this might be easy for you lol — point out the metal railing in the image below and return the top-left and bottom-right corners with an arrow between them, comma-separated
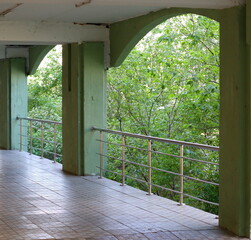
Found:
17,117 -> 62,162
93,127 -> 219,207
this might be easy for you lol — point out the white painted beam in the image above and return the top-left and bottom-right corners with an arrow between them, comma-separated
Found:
0,21 -> 110,67
0,21 -> 109,45
6,47 -> 29,59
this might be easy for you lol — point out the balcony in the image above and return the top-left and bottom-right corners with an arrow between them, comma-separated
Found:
0,150 -> 247,239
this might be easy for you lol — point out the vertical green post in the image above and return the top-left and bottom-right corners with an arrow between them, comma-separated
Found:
62,42 -> 106,175
10,59 -> 27,150
0,60 -> 11,149
219,7 -> 251,237
0,58 -> 27,150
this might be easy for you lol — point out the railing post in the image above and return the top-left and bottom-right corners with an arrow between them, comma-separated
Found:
121,135 -> 125,186
41,122 -> 44,158
147,139 -> 152,195
20,119 -> 22,152
29,120 -> 33,155
53,124 -> 57,163
179,145 -> 184,206
99,131 -> 103,178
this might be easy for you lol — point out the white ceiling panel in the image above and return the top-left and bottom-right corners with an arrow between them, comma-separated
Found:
0,0 -> 246,24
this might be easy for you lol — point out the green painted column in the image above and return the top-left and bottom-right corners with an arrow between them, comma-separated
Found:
10,59 -> 27,150
219,7 -> 251,237
0,60 -> 11,149
62,42 -> 106,175
0,58 -> 27,150
109,5 -> 251,237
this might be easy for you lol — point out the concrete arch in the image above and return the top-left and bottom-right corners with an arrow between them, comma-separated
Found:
29,45 -> 55,75
110,8 -> 221,67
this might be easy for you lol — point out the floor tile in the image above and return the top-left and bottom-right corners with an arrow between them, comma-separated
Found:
0,150 -> 248,240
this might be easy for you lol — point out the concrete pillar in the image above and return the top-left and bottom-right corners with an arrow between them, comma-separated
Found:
219,7 -> 251,237
0,60 -> 11,149
0,58 -> 27,150
62,42 -> 106,175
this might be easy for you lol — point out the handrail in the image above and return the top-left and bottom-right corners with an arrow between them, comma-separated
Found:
92,127 -> 219,152
17,117 -> 62,125
17,117 -> 62,162
93,126 -> 219,208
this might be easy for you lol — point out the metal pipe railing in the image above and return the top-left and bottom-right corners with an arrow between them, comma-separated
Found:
17,117 -> 62,162
121,135 -> 125,186
53,124 -> 57,163
99,131 -> 103,178
29,120 -> 33,155
41,122 -> 44,158
19,118 -> 23,152
17,117 -> 61,125
92,127 -> 219,151
147,140 -> 152,195
179,145 -> 184,206
93,126 -> 219,207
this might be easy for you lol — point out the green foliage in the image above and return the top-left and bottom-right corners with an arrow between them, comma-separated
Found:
26,121 -> 62,163
27,15 -> 220,214
27,46 -> 62,162
108,15 -> 219,144
28,46 -> 62,121
106,14 -> 219,214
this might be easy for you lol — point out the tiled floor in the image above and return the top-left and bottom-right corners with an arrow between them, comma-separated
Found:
0,150 -> 248,240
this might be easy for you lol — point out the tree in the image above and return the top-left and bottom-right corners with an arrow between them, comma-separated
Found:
106,14 -> 219,213
108,15 -> 219,145
27,46 -> 62,161
28,46 -> 62,121
26,15 -> 220,214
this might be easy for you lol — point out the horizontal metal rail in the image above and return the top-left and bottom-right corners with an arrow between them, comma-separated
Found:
97,139 -> 219,166
31,138 -> 62,145
184,193 -> 219,206
93,127 -> 219,151
97,166 -> 149,185
151,183 -> 181,195
97,153 -> 219,186
17,117 -> 62,125
24,145 -> 63,157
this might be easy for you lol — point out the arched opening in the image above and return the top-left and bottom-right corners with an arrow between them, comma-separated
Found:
28,45 -> 62,121
106,14 -> 220,214
23,45 -> 63,162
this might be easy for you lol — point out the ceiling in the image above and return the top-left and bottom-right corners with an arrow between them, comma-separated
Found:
0,0 -> 246,24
